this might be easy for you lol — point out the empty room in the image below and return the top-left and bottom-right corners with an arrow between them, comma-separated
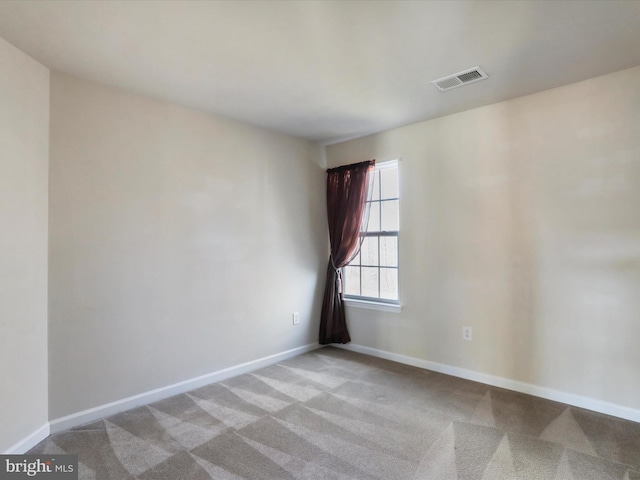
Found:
1,1 -> 640,479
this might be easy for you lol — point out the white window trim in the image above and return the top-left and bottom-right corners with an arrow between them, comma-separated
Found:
343,158 -> 401,307
343,297 -> 402,313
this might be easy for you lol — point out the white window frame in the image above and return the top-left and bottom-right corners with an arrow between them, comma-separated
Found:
343,159 -> 401,312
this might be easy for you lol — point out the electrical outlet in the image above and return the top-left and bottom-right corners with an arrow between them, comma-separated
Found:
463,326 -> 472,341
292,312 -> 300,325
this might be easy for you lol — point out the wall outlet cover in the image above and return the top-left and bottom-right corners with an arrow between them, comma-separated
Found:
463,326 -> 472,341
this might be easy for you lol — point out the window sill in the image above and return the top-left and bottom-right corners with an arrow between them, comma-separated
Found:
343,298 -> 402,313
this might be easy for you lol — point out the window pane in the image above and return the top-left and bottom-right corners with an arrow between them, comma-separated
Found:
360,236 -> 378,266
380,268 -> 398,300
380,236 -> 398,267
381,200 -> 399,231
343,266 -> 360,296
370,170 -> 380,201
361,267 -> 379,298
366,202 -> 380,232
380,167 -> 398,199
349,249 -> 360,266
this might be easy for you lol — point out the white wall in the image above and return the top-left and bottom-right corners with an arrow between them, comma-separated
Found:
327,66 -> 640,412
49,73 -> 327,420
0,38 -> 49,452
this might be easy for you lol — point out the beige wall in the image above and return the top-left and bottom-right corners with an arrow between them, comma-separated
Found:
0,38 -> 49,451
326,66 -> 640,411
49,73 -> 327,419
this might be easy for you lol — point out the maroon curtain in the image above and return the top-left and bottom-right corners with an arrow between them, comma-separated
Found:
319,160 -> 375,344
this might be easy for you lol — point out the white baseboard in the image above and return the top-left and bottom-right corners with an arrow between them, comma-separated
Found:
4,423 -> 50,454
50,342 -> 321,434
336,343 -> 640,424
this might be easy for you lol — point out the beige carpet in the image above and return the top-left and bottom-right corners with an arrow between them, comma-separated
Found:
29,347 -> 640,479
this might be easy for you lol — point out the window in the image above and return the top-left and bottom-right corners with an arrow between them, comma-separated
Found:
343,160 -> 399,304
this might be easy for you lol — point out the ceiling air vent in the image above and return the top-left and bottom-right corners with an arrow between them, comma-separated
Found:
431,66 -> 489,92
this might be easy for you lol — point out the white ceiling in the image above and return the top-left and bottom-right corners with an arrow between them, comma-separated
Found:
1,1 -> 640,144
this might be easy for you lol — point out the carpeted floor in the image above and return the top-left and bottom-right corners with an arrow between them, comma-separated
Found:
29,347 -> 640,479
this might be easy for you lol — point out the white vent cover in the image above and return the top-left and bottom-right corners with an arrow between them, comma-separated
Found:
431,66 -> 489,92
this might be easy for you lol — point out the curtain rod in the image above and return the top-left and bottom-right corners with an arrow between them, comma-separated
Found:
326,159 -> 375,174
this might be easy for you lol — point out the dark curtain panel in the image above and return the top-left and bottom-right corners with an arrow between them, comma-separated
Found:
319,160 -> 375,344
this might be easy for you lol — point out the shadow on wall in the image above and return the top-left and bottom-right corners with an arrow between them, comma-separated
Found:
261,138 -> 328,341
